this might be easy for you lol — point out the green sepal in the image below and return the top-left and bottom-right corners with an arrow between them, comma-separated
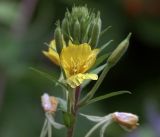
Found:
40,119 -> 48,137
46,113 -> 65,129
63,112 -> 75,128
100,120 -> 112,137
57,97 -> 67,112
80,113 -> 105,123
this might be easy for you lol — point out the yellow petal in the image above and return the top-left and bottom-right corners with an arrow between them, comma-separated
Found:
43,51 -> 60,65
43,40 -> 60,65
67,73 -> 98,88
60,43 -> 99,77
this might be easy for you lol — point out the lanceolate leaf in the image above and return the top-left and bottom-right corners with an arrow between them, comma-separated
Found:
85,91 -> 131,106
78,63 -> 112,107
30,67 -> 67,90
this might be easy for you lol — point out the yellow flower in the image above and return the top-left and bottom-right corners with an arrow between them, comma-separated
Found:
43,40 -> 60,65
60,43 -> 99,88
43,40 -> 99,88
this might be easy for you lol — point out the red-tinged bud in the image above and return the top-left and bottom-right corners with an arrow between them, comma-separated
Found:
112,112 -> 139,131
41,93 -> 58,113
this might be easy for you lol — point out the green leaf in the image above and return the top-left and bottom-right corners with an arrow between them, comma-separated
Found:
57,97 -> 67,112
63,112 -> 75,128
29,67 -> 67,90
82,63 -> 107,88
78,63 -> 112,107
80,113 -> 105,122
85,91 -> 131,106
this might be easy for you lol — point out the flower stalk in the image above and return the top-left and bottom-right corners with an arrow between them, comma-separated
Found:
38,5 -> 138,137
66,86 -> 81,137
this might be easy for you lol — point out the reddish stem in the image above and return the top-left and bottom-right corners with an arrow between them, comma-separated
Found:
66,86 -> 81,137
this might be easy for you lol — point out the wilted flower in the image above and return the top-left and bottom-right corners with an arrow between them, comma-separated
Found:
112,112 -> 139,131
41,93 -> 58,113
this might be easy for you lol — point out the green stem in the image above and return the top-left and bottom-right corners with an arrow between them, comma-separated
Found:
78,63 -> 112,107
66,86 -> 81,137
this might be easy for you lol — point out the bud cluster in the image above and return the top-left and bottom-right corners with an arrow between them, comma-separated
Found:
54,5 -> 101,50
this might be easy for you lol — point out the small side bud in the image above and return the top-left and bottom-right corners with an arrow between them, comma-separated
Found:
41,93 -> 58,113
112,112 -> 139,131
54,25 -> 63,54
107,33 -> 132,67
73,19 -> 81,44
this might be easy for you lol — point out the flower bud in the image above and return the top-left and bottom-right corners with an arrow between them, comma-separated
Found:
62,18 -> 70,44
41,93 -> 58,113
73,19 -> 81,44
54,26 -> 63,54
112,112 -> 139,131
81,18 -> 89,43
107,33 -> 131,67
89,13 -> 101,47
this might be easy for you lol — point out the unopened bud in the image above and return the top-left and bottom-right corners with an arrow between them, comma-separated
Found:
90,13 -> 101,47
62,18 -> 69,44
41,93 -> 58,113
112,112 -> 139,131
54,26 -> 63,54
73,19 -> 81,44
107,33 -> 131,67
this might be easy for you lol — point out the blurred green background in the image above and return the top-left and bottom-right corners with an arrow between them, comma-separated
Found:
0,0 -> 160,137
